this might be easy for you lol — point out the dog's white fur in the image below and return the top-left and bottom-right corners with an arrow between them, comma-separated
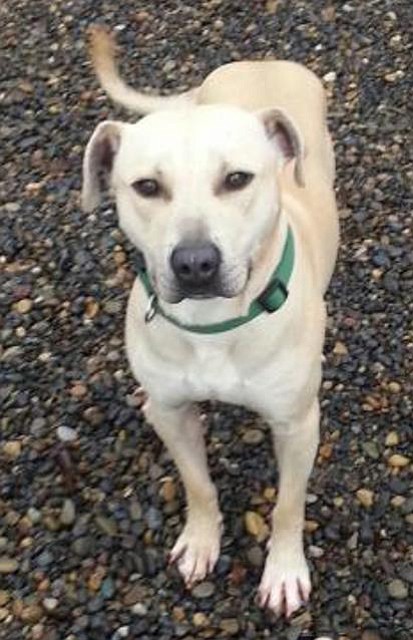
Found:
82,27 -> 339,617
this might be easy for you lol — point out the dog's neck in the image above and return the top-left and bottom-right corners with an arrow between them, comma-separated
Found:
161,209 -> 289,329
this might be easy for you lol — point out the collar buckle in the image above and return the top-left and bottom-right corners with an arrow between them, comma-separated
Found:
256,278 -> 289,313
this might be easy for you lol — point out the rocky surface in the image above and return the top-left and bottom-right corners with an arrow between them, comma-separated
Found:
0,1 -> 412,639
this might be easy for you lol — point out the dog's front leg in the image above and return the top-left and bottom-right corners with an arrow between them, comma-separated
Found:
259,399 -> 319,617
144,399 -> 222,586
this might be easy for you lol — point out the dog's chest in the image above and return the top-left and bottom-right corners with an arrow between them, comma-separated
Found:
180,344 -> 245,403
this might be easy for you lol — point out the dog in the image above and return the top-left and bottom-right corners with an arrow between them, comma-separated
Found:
81,26 -> 339,617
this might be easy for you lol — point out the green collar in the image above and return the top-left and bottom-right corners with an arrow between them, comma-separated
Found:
138,226 -> 294,334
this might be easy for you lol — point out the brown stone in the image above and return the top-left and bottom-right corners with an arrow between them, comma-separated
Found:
123,583 -> 147,606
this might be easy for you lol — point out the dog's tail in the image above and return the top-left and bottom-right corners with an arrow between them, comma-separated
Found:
87,25 -> 198,114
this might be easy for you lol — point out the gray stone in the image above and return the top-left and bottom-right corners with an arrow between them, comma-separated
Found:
388,578 -> 409,599
72,537 -> 93,558
192,581 -> 215,598
36,550 -> 54,569
60,499 -> 76,526
30,418 -> 46,437
27,507 -> 42,525
362,441 -> 380,460
246,545 -> 264,567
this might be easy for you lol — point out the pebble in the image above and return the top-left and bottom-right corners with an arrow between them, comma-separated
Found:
246,545 -> 264,567
0,557 -> 18,573
0,608 -> 9,622
219,618 -> 239,635
129,501 -> 142,521
83,406 -> 104,426
387,578 -> 408,599
87,595 -> 104,613
193,612 -> 208,626
361,632 -> 382,640
70,383 -> 88,398
14,298 -> 33,313
0,591 -> 10,606
30,418 -> 47,437
20,604 -> 43,623
84,298 -> 100,319
131,602 -> 148,616
242,428 -> 265,444
400,565 -> 413,584
244,511 -> 269,541
356,488 -> 375,508
385,431 -> 399,446
318,442 -> 333,460
134,9 -> 149,22
159,477 -> 176,502
391,495 -> 405,507
1,346 -> 22,361
88,566 -> 106,591
100,577 -> 115,600
57,426 -> 77,443
32,624 -> 45,640
60,499 -> 76,526
72,537 -> 93,558
192,581 -> 215,598
347,531 -> 359,550
36,550 -> 54,568
309,545 -> 325,558
42,597 -> 58,613
388,454 -> 410,468
123,584 -> 147,606
323,71 -> 337,82
96,515 -> 118,537
362,441 -> 380,459
27,508 -> 42,524
304,519 -> 320,533
145,506 -> 162,531
333,340 -> 347,355
2,440 -> 22,459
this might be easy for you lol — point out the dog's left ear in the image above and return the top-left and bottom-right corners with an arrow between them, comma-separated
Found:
256,108 -> 305,187
81,120 -> 123,212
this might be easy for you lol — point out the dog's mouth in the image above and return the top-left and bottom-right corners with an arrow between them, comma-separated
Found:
168,282 -> 234,303
156,267 -> 252,304
151,258 -> 252,305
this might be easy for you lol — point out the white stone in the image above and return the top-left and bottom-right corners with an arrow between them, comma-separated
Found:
57,426 -> 77,443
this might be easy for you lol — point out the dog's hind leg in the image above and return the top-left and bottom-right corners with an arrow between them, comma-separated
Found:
144,399 -> 222,586
258,399 -> 319,617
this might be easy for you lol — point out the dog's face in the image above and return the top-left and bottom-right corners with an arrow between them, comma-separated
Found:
82,105 -> 304,303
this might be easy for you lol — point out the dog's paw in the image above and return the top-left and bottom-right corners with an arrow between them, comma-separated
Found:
169,514 -> 222,586
258,543 -> 311,617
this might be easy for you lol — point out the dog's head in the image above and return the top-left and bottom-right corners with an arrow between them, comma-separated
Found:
82,105 -> 304,303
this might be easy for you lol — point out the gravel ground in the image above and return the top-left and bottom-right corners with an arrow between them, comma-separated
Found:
1,1 -> 412,639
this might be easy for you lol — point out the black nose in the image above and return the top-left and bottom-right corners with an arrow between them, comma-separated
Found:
170,242 -> 221,289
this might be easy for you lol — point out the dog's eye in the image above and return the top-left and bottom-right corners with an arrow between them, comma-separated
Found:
223,171 -> 254,191
132,179 -> 161,198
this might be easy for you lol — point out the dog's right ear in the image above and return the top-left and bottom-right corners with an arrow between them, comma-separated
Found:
81,120 -> 122,212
